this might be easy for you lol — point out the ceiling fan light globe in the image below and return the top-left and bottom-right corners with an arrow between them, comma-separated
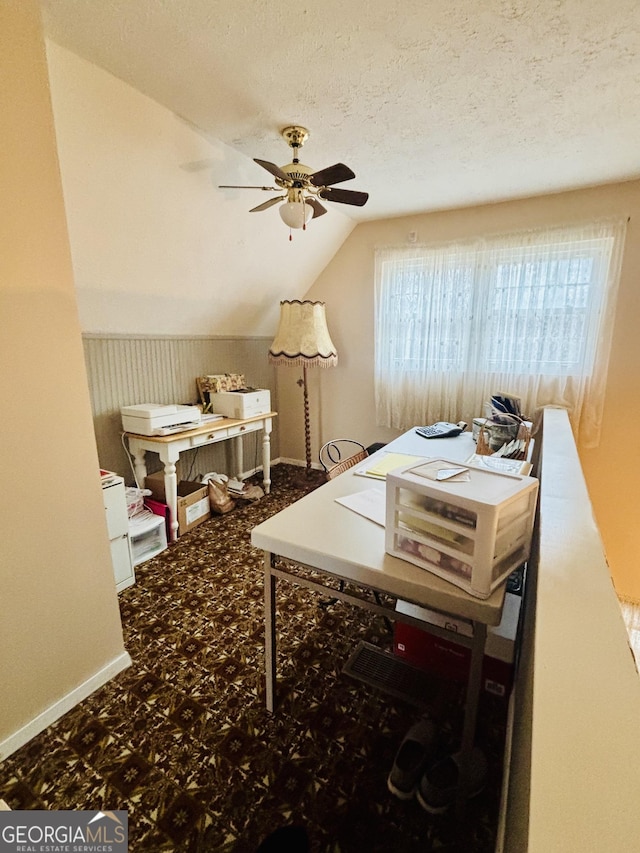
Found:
279,201 -> 314,229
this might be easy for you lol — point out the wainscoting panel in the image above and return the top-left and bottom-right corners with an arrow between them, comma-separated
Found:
83,334 -> 278,484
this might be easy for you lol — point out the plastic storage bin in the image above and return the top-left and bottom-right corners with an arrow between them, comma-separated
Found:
385,460 -> 538,599
129,511 -> 168,566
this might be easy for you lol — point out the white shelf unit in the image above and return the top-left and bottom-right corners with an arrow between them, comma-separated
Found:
102,475 -> 136,592
129,511 -> 167,566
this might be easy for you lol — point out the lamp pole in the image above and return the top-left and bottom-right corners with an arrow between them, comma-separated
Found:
297,367 -> 312,474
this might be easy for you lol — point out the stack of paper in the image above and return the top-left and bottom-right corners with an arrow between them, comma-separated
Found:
359,452 -> 425,480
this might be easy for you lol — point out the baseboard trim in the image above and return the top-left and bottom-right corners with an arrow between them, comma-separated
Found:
243,458 -> 323,475
277,456 -> 323,471
0,651 -> 132,761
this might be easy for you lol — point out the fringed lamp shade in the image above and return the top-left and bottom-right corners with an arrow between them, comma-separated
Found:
268,300 -> 338,368
269,300 -> 338,473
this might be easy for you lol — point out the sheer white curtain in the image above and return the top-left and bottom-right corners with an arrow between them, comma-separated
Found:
375,219 -> 627,446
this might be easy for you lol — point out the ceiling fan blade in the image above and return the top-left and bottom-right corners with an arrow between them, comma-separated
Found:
309,163 -> 356,187
306,198 -> 328,218
254,158 -> 291,182
219,185 -> 279,191
319,187 -> 369,207
249,196 -> 285,213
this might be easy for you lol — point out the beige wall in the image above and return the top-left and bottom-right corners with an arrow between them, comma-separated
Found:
299,182 -> 640,600
0,0 -> 129,755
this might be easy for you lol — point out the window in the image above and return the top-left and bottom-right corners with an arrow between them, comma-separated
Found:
375,220 -> 626,446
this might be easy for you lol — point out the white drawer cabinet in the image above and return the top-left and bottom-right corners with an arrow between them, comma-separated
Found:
102,476 -> 135,592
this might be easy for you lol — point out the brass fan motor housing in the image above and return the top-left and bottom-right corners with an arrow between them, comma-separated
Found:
276,161 -> 315,190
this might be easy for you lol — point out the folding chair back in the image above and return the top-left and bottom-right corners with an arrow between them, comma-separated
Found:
320,439 -> 369,480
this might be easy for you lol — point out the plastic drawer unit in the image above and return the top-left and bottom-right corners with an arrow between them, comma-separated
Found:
385,460 -> 538,599
129,511 -> 168,566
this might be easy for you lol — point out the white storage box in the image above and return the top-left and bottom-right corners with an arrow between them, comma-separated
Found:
129,511 -> 168,566
211,389 -> 271,419
385,460 -> 538,599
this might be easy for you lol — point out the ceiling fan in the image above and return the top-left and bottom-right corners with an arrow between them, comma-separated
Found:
219,126 -> 369,237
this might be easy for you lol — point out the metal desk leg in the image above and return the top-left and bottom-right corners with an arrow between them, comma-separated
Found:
264,552 -> 277,713
455,621 -> 487,819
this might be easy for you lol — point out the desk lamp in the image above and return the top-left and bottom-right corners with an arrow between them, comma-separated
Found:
269,300 -> 338,474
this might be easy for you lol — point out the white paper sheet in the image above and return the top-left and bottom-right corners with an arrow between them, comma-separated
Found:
335,488 -> 386,526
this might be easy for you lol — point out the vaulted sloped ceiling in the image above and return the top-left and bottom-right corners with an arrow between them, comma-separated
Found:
39,0 -> 640,335
41,0 -> 640,218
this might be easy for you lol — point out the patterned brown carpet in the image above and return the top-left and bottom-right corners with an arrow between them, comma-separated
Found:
0,465 -> 508,852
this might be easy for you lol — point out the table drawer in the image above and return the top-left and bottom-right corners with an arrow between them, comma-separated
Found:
190,428 -> 229,447
227,421 -> 261,438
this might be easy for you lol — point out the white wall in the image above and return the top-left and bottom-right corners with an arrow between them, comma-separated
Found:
45,41 -> 355,337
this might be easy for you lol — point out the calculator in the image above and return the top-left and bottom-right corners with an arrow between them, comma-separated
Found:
415,421 -> 467,439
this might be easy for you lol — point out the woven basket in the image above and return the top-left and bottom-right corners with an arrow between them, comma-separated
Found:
476,418 -> 531,460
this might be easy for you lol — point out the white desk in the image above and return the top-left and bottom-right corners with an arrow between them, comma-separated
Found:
251,429 -> 508,811
127,412 -> 276,541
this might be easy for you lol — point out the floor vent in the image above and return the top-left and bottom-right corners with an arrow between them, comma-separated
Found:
343,641 -> 439,708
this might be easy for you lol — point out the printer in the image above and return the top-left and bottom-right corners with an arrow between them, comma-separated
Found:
121,404 -> 202,436
210,388 -> 271,419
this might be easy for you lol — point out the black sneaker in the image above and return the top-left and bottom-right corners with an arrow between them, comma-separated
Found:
387,717 -> 438,800
416,746 -> 488,814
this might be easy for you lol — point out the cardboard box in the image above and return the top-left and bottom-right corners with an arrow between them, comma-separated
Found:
393,592 -> 521,698
144,473 -> 210,534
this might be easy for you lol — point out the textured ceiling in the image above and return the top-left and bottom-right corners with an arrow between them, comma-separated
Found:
40,0 -> 640,222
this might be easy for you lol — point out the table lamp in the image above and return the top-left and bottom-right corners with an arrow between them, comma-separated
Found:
269,300 -> 338,473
